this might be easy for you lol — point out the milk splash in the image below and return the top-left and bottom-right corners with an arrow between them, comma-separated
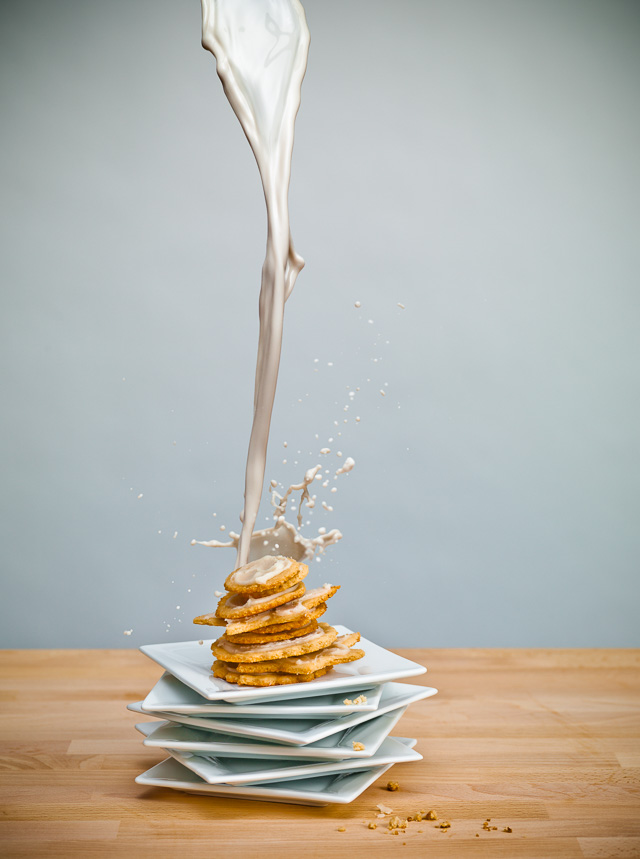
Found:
191,460 -> 356,562
200,0 -> 310,567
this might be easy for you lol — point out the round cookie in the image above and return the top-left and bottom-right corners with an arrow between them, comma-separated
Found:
225,619 -> 318,644
215,581 -> 306,619
220,600 -> 312,636
231,633 -> 364,675
253,602 -> 327,634
301,584 -> 340,608
211,622 -> 337,663
193,584 -> 337,632
212,661 -> 329,686
224,556 -> 308,595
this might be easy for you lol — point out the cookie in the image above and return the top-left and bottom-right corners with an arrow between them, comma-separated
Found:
224,556 -> 307,595
211,622 -> 337,663
193,583 -> 338,633
229,633 -> 364,675
215,581 -> 306,619
256,602 -> 326,634
212,661 -> 329,686
225,619 -> 318,644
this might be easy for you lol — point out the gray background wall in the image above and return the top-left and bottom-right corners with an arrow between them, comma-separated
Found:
1,0 -> 638,648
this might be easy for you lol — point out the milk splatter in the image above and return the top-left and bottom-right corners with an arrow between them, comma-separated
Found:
192,459 -> 354,563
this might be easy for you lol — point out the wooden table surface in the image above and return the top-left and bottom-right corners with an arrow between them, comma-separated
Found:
1,649 -> 639,858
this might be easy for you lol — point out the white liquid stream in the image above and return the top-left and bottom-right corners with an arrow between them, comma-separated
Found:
201,0 -> 310,567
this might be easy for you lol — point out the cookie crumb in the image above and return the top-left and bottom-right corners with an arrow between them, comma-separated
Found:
343,698 -> 353,706
353,694 -> 367,705
476,833 -> 480,837
503,827 -> 512,833
376,803 -> 393,814
438,821 -> 451,830
367,822 -> 377,830
425,810 -> 438,820
337,826 -> 345,832
352,741 -> 365,751
386,781 -> 399,791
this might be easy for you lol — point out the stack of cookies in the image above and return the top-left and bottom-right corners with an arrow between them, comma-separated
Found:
193,555 -> 364,686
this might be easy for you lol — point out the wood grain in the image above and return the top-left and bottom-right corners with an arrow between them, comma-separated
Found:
0,648 -> 638,858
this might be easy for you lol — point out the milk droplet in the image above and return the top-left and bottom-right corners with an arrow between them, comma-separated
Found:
380,389 -> 386,396
354,301 -> 361,308
283,441 -> 288,447
123,629 -> 133,636
336,457 -> 355,475
137,494 -> 143,499
320,448 -> 330,455
220,525 -> 226,532
173,531 -> 178,539
397,302 -> 405,309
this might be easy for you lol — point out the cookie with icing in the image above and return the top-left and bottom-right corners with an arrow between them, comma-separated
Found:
225,619 -> 318,644
224,556 -> 307,595
212,662 -> 329,686
215,581 -> 305,619
226,633 -> 364,675
211,622 -> 337,663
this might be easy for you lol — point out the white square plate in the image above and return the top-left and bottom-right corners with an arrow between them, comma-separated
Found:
139,626 -> 426,703
134,742 -> 416,805
135,707 -> 407,761
142,672 -> 383,716
129,682 -> 436,746
162,735 -> 421,785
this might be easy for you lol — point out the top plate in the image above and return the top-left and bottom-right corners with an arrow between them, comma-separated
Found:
140,626 -> 426,702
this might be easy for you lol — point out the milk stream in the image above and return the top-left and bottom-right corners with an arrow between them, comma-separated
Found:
200,0 -> 310,567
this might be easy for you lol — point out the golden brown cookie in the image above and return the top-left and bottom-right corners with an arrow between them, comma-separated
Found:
257,603 -> 327,634
215,581 -> 306,619
230,633 -> 364,675
301,584 -> 340,608
224,556 -> 308,595
225,620 -> 318,644
193,583 -> 338,631
212,661 -> 329,686
211,622 -> 337,663
193,612 -> 225,627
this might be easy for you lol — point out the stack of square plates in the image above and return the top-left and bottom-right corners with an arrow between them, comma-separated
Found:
130,625 -> 436,806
